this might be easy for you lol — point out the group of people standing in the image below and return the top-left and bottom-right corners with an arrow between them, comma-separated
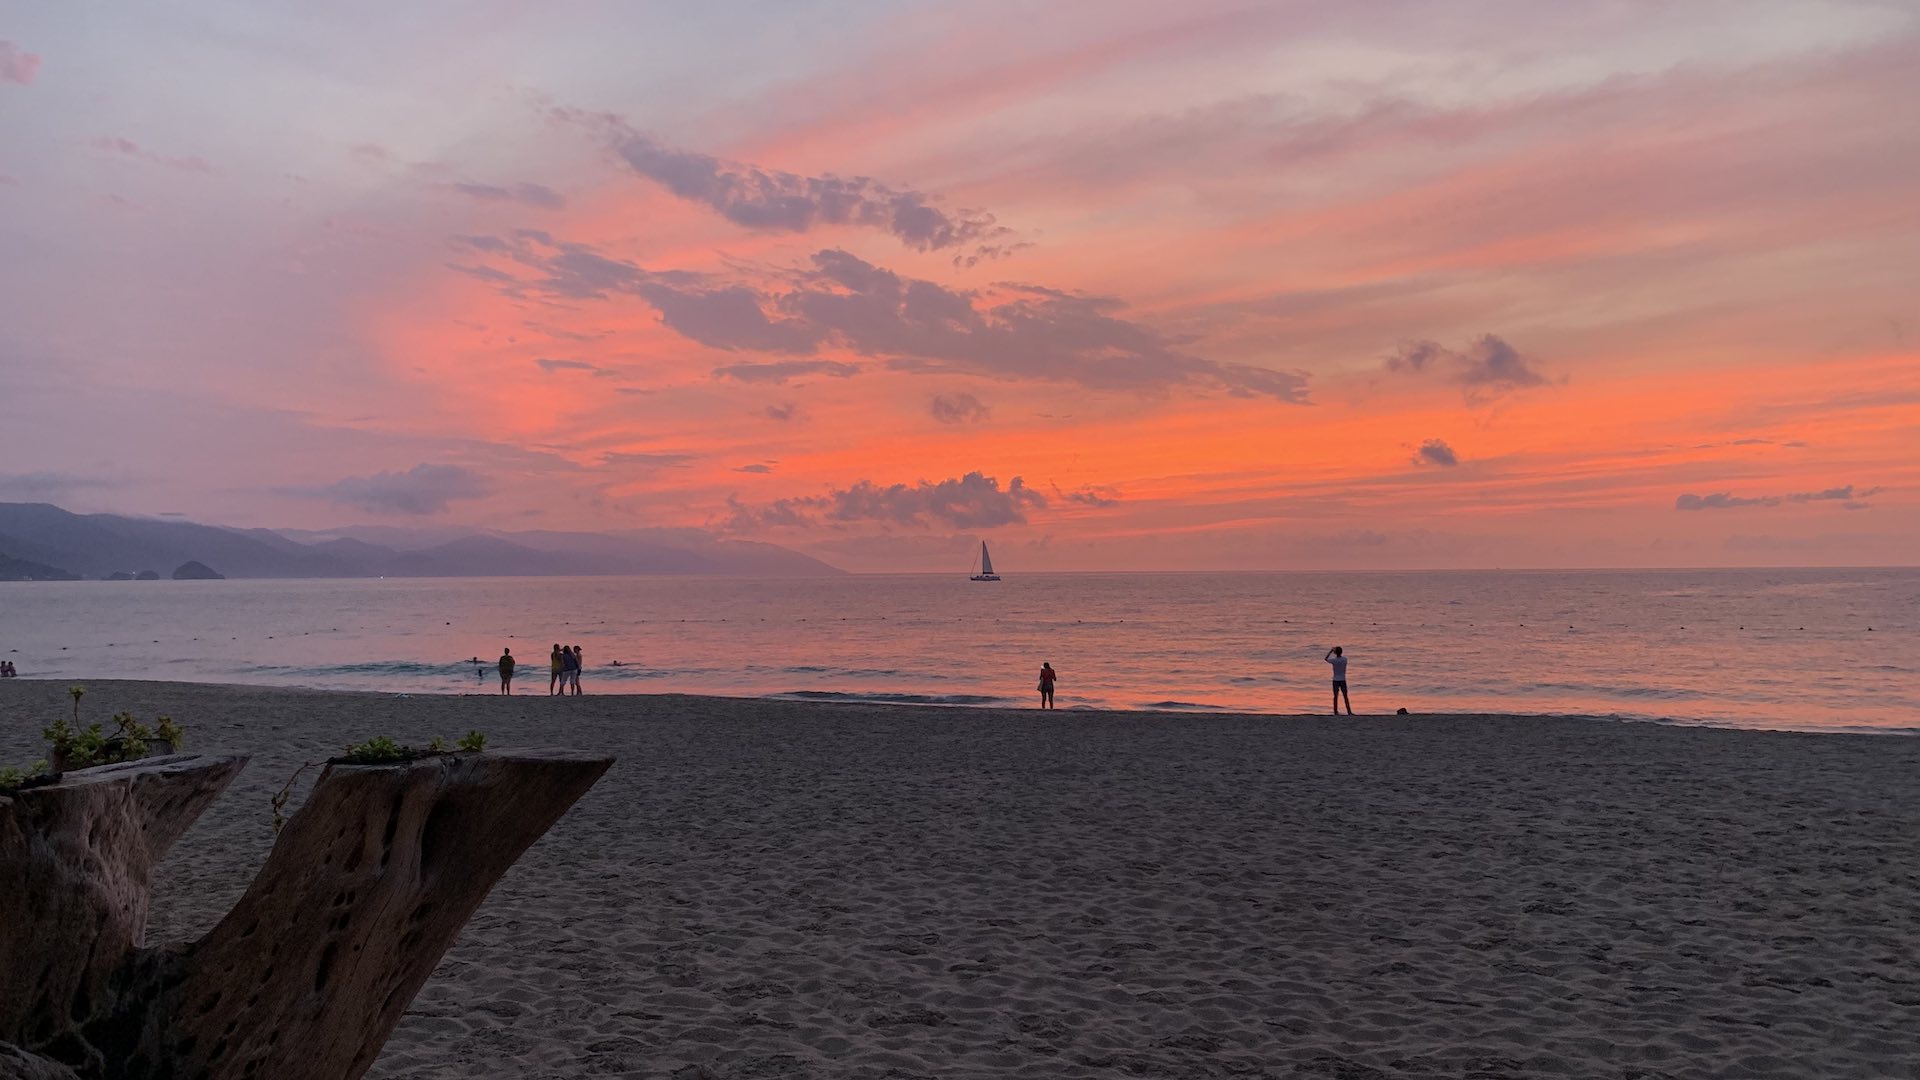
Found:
488,644 -> 585,695
548,643 -> 585,695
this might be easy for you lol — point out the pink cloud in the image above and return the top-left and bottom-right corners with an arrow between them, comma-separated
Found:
0,41 -> 40,85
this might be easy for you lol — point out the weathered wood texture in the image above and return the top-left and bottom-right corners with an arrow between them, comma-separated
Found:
0,750 -> 611,1080
0,754 -> 247,1062
0,1042 -> 80,1080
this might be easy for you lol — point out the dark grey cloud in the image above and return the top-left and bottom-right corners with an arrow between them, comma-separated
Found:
444,181 -> 566,209
535,357 -> 600,374
525,322 -> 612,343
776,251 -> 1309,399
453,234 -> 511,253
1058,485 -> 1121,507
0,470 -> 126,499
763,402 -> 801,422
1387,334 -> 1548,400
714,359 -> 861,383
0,40 -> 40,85
449,236 -> 1308,400
560,110 -> 1011,261
295,463 -> 491,516
466,235 -> 1305,399
1413,438 -> 1460,466
447,262 -> 521,285
734,463 -> 775,474
1676,492 -> 1773,510
640,283 -> 825,351
1691,437 -> 1798,449
727,472 -> 1045,532
930,392 -> 991,424
1675,484 -> 1883,510
602,451 -> 695,469
450,230 -> 688,301
1327,529 -> 1394,547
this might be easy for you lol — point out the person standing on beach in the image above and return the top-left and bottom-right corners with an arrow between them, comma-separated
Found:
1325,646 -> 1352,715
566,644 -> 584,695
498,648 -> 515,694
1038,662 -> 1057,709
549,644 -> 564,696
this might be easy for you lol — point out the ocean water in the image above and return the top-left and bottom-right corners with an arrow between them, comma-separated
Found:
0,569 -> 1915,733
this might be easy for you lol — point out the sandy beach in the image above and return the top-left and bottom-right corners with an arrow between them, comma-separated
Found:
2,680 -> 1915,1079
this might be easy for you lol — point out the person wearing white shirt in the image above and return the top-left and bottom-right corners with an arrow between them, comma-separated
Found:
1324,646 -> 1352,715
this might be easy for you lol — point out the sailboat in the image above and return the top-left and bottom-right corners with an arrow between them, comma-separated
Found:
969,540 -> 1001,581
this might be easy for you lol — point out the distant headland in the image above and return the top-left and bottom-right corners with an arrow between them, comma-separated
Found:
0,502 -> 842,580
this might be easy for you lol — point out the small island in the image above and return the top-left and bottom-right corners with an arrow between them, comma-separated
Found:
171,560 -> 225,580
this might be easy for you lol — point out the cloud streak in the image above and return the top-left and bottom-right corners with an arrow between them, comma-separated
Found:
1675,484 -> 1883,510
1059,484 -> 1121,507
444,181 -> 565,209
556,110 -> 1013,262
727,471 -> 1046,531
714,359 -> 860,384
0,470 -> 127,499
534,357 -> 602,374
456,235 -> 1310,400
602,451 -> 696,469
291,464 -> 492,516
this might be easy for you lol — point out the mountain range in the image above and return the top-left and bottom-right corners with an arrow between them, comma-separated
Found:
0,503 -> 842,579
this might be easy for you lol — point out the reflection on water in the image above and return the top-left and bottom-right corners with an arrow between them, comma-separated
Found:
1,569 -> 1915,733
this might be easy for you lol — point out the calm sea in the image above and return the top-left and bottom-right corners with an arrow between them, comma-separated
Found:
1,569 -> 1915,733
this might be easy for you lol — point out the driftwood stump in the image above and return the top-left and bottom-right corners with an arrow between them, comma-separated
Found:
0,749 -> 611,1080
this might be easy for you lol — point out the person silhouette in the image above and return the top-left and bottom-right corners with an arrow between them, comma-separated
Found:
1325,646 -> 1352,715
549,644 -> 564,696
498,648 -> 515,695
1038,662 -> 1057,709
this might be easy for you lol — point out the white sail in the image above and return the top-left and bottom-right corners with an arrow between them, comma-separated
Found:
970,540 -> 1000,580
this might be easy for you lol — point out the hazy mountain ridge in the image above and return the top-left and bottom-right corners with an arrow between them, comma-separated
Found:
0,503 -> 843,579
0,548 -> 83,581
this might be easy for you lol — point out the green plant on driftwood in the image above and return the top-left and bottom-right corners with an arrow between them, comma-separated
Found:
0,688 -> 188,794
0,761 -> 50,792
269,731 -> 493,833
339,735 -> 411,764
337,731 -> 488,766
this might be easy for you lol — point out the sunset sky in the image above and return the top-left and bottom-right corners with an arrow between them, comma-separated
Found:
2,1 -> 1916,570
